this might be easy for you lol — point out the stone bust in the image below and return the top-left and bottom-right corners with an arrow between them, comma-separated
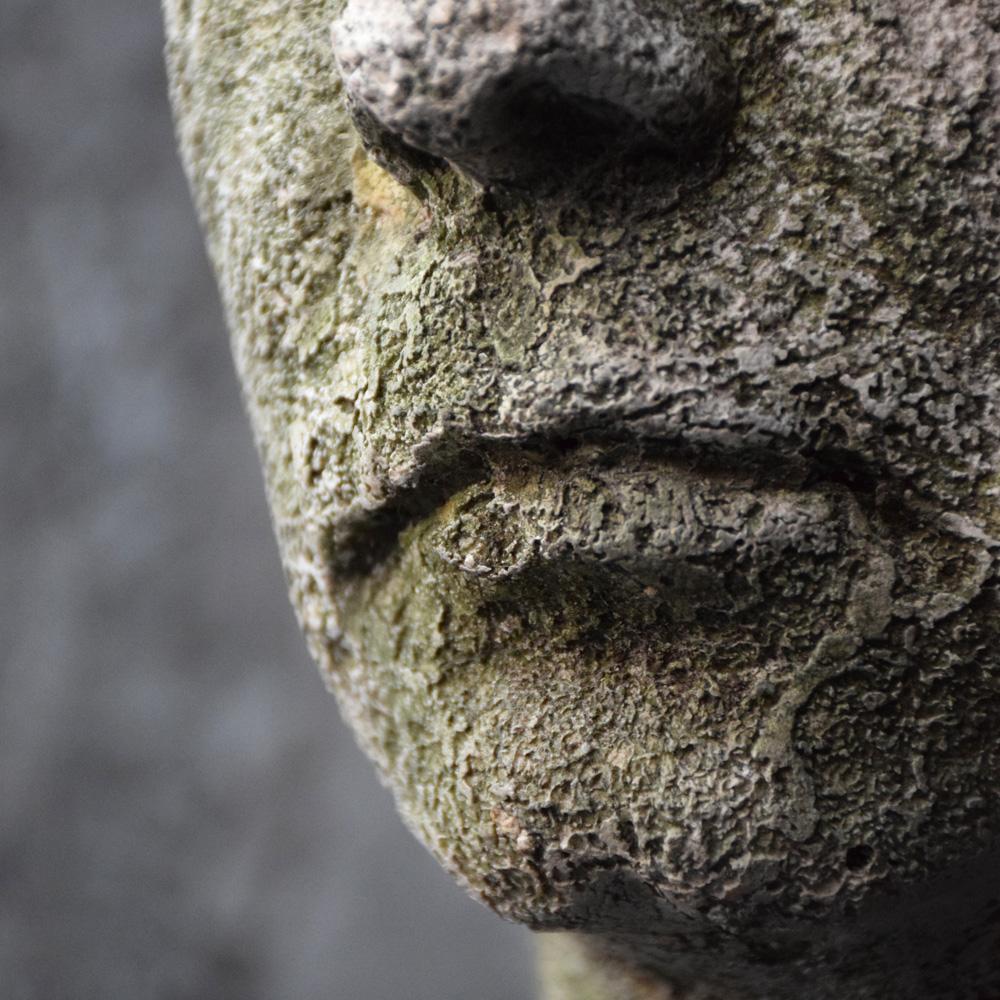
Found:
164,1 -> 1000,997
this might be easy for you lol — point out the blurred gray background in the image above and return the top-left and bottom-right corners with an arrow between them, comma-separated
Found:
0,2 -> 534,997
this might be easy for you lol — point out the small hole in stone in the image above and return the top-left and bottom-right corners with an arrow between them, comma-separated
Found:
845,844 -> 874,871
552,436 -> 580,455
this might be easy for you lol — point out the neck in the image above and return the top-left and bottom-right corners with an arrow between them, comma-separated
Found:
537,914 -> 1000,1000
538,934 -> 681,1000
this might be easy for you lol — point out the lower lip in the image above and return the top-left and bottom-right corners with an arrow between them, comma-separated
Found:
424,454 -> 846,583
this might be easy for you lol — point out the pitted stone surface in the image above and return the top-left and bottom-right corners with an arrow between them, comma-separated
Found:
332,0 -> 735,183
166,1 -> 1000,997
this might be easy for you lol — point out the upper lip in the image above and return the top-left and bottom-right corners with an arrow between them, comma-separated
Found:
325,419 -> 886,581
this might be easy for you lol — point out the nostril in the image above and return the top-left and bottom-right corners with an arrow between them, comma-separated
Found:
332,0 -> 736,189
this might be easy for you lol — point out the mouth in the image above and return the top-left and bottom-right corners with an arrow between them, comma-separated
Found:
427,449 -> 847,588
326,430 -> 886,585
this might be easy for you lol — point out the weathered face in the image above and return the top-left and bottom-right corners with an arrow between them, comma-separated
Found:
166,0 -> 1000,991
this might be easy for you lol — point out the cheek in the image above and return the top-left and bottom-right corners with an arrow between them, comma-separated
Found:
168,1 -> 364,374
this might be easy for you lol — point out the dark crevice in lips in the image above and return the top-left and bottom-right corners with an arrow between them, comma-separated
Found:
325,446 -> 490,579
803,447 -> 881,500
326,432 -> 890,581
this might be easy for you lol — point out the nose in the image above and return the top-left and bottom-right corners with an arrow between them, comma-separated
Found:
332,0 -> 735,187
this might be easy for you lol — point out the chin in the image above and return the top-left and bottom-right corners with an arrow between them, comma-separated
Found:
316,447 -> 1000,997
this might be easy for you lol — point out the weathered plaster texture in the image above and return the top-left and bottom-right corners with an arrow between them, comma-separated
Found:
166,0 -> 1000,996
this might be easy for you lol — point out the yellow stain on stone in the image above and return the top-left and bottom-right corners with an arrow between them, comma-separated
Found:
350,145 -> 422,225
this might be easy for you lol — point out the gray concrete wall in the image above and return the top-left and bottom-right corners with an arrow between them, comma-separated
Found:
0,3 -> 533,997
